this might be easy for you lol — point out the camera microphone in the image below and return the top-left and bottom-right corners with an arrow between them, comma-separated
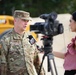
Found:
28,35 -> 44,52
28,35 -> 36,45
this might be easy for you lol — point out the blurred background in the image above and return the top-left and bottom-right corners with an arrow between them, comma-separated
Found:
0,0 -> 76,17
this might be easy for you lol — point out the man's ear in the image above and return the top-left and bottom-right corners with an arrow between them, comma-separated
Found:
14,19 -> 16,23
14,18 -> 19,22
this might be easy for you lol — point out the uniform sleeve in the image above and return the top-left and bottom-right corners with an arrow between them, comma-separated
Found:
33,44 -> 45,75
0,40 -> 7,75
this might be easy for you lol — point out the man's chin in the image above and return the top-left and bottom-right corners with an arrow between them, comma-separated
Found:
21,28 -> 26,32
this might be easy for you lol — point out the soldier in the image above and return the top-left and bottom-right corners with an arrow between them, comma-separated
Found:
0,10 -> 45,75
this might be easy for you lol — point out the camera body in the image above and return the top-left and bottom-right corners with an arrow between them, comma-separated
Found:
30,12 -> 64,37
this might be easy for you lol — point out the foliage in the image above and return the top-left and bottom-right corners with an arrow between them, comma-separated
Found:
0,0 -> 76,17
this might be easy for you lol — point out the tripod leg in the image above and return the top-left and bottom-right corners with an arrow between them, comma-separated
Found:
48,57 -> 51,72
47,54 -> 58,75
38,54 -> 46,75
47,56 -> 54,75
52,59 -> 58,75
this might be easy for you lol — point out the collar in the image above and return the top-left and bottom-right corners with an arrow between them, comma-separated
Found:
12,29 -> 26,40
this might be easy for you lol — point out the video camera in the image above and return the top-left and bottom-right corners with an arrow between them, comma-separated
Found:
30,12 -> 64,75
30,12 -> 64,36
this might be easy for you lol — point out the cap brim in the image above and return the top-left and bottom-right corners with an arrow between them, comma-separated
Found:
21,17 -> 32,21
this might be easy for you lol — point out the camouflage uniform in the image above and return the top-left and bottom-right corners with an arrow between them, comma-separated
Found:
0,29 -> 45,75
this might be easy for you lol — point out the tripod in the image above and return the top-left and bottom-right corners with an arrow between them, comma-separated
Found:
38,36 -> 58,75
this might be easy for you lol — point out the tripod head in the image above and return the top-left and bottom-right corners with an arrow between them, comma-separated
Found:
40,35 -> 53,54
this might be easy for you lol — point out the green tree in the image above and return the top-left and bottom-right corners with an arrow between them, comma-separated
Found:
0,0 -> 76,17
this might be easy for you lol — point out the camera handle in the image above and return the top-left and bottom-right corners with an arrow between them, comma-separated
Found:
38,36 -> 58,75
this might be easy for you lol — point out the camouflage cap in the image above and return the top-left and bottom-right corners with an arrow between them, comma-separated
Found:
13,10 -> 32,21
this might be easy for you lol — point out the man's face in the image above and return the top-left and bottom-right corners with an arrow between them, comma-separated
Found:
14,18 -> 29,31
